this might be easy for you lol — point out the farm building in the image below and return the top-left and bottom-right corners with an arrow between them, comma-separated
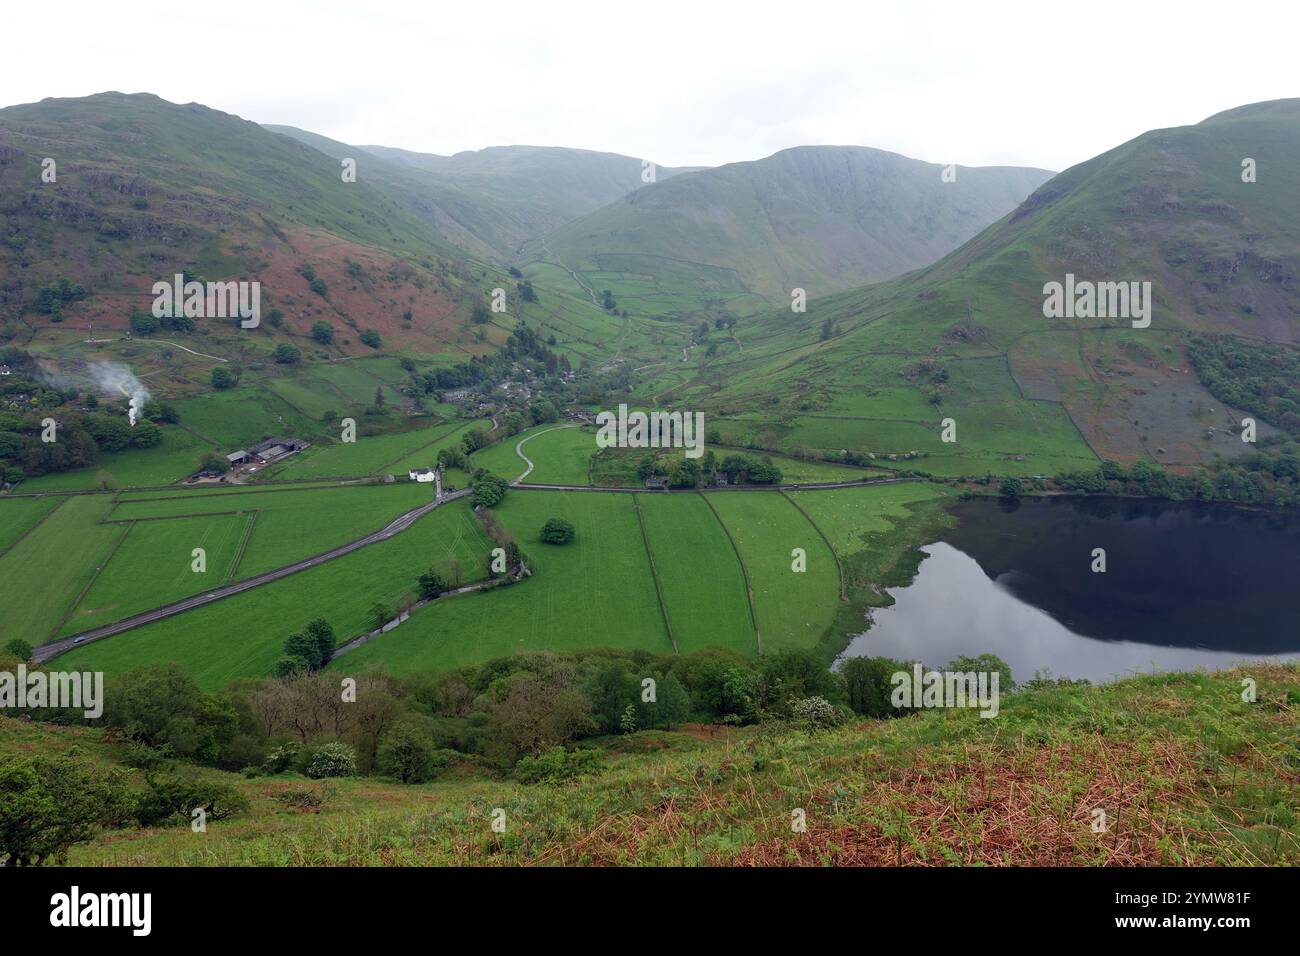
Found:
225,437 -> 309,469
714,471 -> 729,486
644,475 -> 668,489
409,467 -> 436,483
247,437 -> 309,463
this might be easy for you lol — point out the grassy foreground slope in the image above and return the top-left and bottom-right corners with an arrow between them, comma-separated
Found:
11,663 -> 1296,866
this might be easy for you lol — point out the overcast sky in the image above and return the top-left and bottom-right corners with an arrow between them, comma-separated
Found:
4,0 -> 1296,172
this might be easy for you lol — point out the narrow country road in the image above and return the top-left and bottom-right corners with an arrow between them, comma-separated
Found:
33,488 -> 470,664
511,423 -> 580,484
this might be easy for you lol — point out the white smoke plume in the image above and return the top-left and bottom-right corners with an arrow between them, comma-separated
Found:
87,364 -> 149,429
34,360 -> 152,427
85,362 -> 151,427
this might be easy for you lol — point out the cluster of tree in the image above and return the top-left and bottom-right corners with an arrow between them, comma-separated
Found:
630,450 -> 782,488
498,400 -> 560,437
129,309 -> 194,336
273,619 -> 338,676
718,453 -> 782,484
32,278 -> 87,321
0,359 -> 167,482
298,264 -> 328,298
1055,450 -> 1300,508
1187,334 -> 1300,437
417,569 -> 447,599
0,750 -> 246,865
474,505 -> 525,579
470,468 -> 509,507
410,323 -> 572,403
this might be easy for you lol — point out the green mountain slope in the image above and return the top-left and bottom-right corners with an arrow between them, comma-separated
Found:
0,92 -> 489,357
652,101 -> 1300,473
531,145 -> 1054,303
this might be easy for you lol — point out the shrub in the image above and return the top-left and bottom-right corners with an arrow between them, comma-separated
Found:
128,311 -> 159,336
273,343 -> 301,364
273,655 -> 311,677
418,571 -> 447,600
305,742 -> 356,779
377,725 -> 439,784
263,743 -> 299,775
539,517 -> 575,545
789,695 -> 844,731
513,747 -> 603,784
841,656 -> 907,718
134,775 -> 249,826
272,785 -> 332,811
120,740 -> 171,770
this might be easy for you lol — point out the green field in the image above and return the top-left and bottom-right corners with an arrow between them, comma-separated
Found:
14,427 -> 210,492
467,423 -> 552,481
0,496 -> 63,555
106,483 -> 430,579
0,496 -> 123,642
386,421 -> 490,476
50,499 -> 493,687
37,483 -> 924,677
786,482 -> 950,556
635,492 -> 755,654
515,425 -> 595,484
58,513 -> 250,636
259,419 -> 486,479
704,491 -> 840,652
172,386 -> 324,448
331,490 -> 673,675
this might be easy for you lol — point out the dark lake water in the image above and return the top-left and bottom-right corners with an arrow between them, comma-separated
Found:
841,496 -> 1300,683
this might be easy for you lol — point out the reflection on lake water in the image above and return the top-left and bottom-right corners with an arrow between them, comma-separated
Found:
840,497 -> 1300,683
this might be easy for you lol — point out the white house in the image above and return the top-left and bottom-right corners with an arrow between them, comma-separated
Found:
409,467 -> 436,483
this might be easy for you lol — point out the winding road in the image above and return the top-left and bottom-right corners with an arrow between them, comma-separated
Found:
511,423 -> 580,484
